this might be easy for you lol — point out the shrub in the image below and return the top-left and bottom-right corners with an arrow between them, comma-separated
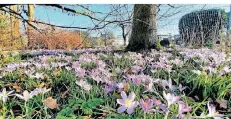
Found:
29,28 -> 83,50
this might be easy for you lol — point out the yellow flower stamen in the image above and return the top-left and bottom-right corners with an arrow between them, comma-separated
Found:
125,99 -> 132,107
214,111 -> 219,115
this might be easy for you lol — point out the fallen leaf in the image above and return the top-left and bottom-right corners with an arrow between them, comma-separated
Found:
38,82 -> 46,88
13,83 -> 22,92
123,83 -> 130,92
216,99 -> 228,109
43,97 -> 59,109
81,115 -> 90,119
54,68 -> 62,76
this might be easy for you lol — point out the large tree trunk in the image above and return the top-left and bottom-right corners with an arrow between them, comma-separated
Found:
126,4 -> 158,51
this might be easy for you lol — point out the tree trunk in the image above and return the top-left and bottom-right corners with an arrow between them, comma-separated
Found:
126,4 -> 158,51
9,5 -> 16,41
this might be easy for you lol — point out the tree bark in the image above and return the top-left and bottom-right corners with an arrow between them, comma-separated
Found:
126,4 -> 158,51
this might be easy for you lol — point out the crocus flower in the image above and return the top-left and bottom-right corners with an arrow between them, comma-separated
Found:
72,61 -> 81,69
15,90 -> 36,102
178,84 -> 187,92
191,70 -> 201,75
0,88 -> 14,103
117,91 -> 139,114
140,98 -> 155,113
153,96 -> 169,113
163,91 -> 180,108
153,97 -> 162,106
162,79 -> 176,91
32,87 -> 51,95
31,73 -> 44,79
220,66 -> 231,76
75,68 -> 86,78
65,56 -> 72,62
76,80 -> 92,91
207,102 -> 223,119
65,66 -> 72,71
178,101 -> 192,118
116,82 -> 124,92
143,83 -> 153,93
40,55 -> 46,64
132,78 -> 141,85
104,84 -> 115,94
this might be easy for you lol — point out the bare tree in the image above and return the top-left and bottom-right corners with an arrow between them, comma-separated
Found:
110,4 -> 133,46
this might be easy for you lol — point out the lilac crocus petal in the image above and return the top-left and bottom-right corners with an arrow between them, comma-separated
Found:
153,97 -> 162,105
173,115 -> 178,119
159,104 -> 169,112
127,107 -> 134,114
178,101 -> 192,114
140,98 -> 154,113
121,91 -> 127,100
178,84 -> 187,92
128,92 -> 135,100
117,106 -> 127,113
117,99 -> 125,105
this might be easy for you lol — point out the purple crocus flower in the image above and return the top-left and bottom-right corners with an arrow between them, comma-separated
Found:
162,79 -> 176,91
75,68 -> 86,78
178,101 -> 192,118
116,82 -> 124,92
104,84 -> 115,94
140,98 -> 155,113
153,96 -> 169,113
40,55 -> 46,64
72,61 -> 81,69
117,91 -> 139,114
65,56 -> 72,62
132,78 -> 141,85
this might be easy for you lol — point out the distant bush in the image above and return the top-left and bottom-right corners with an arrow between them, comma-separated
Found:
0,13 -> 26,51
29,28 -> 83,50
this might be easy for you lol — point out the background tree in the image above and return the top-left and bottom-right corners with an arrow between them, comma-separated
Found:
110,4 -> 133,46
27,5 -> 35,49
126,4 -> 158,51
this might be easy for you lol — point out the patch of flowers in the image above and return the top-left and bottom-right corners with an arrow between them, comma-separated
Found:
0,47 -> 230,118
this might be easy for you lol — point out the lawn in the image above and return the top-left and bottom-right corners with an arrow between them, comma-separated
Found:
0,47 -> 230,119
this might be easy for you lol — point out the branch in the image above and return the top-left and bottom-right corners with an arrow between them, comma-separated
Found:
1,7 -> 42,34
41,4 -> 107,22
167,4 -> 175,8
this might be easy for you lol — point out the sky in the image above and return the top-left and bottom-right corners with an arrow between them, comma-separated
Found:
33,4 -> 231,40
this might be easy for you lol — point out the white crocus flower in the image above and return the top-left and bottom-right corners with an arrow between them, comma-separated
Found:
163,91 -> 180,108
0,88 -> 14,103
32,87 -> 51,95
207,102 -> 223,119
15,90 -> 36,102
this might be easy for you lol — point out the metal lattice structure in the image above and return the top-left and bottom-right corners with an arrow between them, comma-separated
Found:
157,4 -> 231,46
179,9 -> 228,46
